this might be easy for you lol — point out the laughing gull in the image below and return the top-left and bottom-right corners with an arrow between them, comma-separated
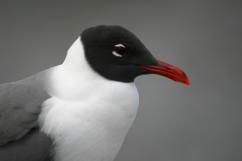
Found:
0,25 -> 190,161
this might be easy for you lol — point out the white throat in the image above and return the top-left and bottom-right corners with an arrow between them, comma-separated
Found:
40,37 -> 140,161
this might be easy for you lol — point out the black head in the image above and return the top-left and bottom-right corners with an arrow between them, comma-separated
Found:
81,25 -> 157,82
81,25 -> 190,85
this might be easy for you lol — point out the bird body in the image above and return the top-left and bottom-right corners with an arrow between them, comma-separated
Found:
39,38 -> 139,161
0,25 -> 189,161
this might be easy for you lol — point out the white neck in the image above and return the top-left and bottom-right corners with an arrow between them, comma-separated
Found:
40,38 -> 140,161
46,37 -> 104,100
62,37 -> 92,74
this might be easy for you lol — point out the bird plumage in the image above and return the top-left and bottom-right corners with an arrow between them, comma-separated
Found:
0,25 -> 189,161
39,38 -> 139,161
0,72 -> 52,161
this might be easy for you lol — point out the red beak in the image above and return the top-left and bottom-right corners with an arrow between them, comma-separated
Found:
139,60 -> 190,85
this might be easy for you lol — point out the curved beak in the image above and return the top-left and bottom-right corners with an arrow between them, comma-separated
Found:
139,60 -> 190,86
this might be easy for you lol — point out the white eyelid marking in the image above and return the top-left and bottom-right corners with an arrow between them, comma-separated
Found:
115,44 -> 125,48
112,51 -> 123,57
112,43 -> 126,57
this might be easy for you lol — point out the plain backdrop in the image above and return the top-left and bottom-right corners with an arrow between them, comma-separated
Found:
0,0 -> 242,161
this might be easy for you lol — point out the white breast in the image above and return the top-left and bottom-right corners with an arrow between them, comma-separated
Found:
38,37 -> 139,161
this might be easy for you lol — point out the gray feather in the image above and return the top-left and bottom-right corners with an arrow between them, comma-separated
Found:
0,128 -> 53,161
0,71 -> 50,146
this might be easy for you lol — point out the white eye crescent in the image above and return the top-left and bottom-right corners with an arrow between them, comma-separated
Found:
115,44 -> 125,48
112,44 -> 127,58
112,51 -> 123,57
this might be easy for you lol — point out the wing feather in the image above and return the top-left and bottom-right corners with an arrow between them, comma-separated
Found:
0,74 -> 50,146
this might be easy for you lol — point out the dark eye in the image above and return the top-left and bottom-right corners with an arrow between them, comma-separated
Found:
112,44 -> 127,57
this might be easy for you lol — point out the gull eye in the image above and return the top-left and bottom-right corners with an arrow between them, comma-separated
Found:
112,44 -> 127,58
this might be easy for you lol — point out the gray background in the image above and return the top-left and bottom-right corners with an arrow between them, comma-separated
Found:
0,0 -> 242,161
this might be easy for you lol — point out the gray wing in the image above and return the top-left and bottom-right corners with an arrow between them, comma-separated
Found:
0,128 -> 53,161
0,72 -> 54,161
0,73 -> 50,146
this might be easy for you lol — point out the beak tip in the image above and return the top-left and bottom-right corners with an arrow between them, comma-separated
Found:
184,79 -> 191,86
180,74 -> 191,86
